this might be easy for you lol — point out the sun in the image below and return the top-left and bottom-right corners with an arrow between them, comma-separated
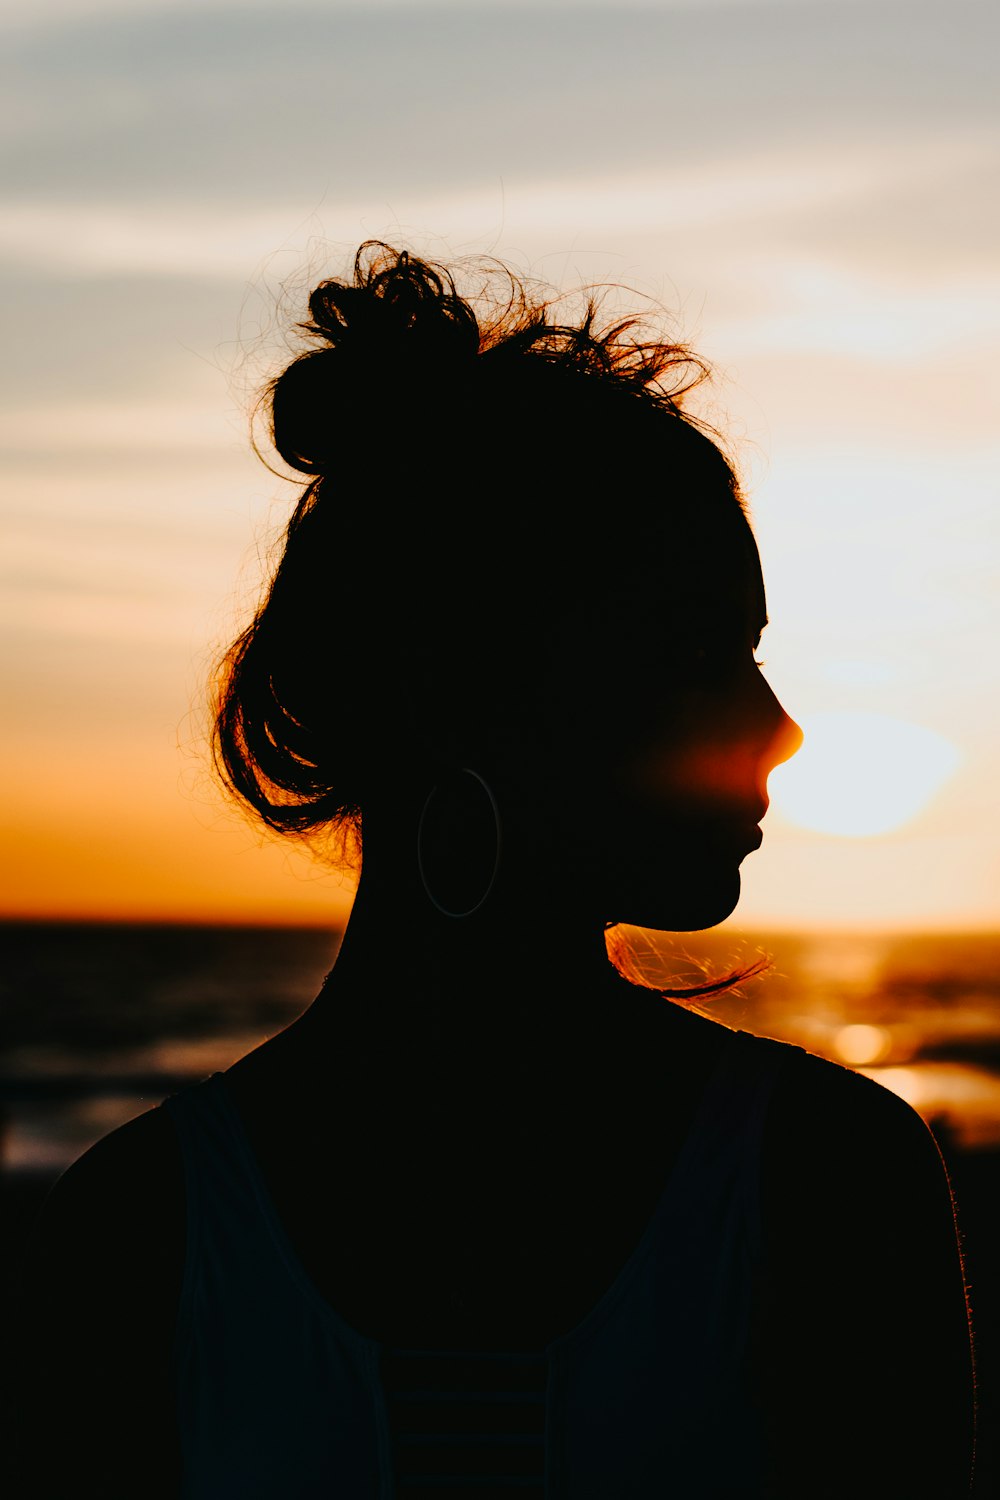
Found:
769,711 -> 961,837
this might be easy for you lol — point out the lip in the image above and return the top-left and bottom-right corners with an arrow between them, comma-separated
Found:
745,801 -> 769,842
713,819 -> 763,855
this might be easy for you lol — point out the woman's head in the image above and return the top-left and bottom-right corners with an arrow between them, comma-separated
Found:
214,241 -> 800,930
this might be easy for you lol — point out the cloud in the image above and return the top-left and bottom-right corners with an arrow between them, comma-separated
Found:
0,0 -> 927,38
3,3 -> 994,205
2,130 -> 991,281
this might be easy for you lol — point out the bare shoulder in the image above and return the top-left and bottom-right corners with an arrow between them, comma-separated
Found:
36,1096 -> 183,1232
759,1043 -> 964,1313
4,1102 -> 184,1497
765,1040 -> 947,1160
17,1099 -> 186,1318
755,1044 -> 975,1498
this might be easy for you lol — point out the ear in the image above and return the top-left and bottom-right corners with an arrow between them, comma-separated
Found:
402,640 -> 545,776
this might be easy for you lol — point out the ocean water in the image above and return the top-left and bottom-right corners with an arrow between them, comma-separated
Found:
3,921 -> 1000,1173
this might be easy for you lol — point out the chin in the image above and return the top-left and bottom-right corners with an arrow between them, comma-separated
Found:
615,868 -> 743,934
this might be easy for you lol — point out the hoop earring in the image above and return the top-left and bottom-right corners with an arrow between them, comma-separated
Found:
416,767 -> 502,919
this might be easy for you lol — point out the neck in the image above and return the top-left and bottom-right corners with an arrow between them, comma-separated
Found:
294,830 -> 661,1099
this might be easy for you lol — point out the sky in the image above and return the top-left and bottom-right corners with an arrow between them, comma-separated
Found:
2,0 -> 998,929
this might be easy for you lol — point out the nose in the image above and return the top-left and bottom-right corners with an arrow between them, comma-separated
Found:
769,702 -> 804,769
755,667 -> 803,772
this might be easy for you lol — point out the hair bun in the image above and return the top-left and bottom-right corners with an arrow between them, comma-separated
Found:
268,243 -> 480,475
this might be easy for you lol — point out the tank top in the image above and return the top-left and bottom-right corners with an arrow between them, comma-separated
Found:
163,1027 -> 796,1498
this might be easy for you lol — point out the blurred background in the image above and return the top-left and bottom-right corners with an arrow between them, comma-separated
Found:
2,0 -> 998,1486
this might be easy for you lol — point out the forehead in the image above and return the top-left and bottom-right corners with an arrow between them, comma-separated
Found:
725,512 -> 766,624
649,493 -> 765,630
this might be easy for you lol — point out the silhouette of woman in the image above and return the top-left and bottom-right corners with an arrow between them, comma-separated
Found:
9,245 -> 974,1496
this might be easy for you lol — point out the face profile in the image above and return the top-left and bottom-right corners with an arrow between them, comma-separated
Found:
518,475 -> 802,934
614,550 -> 801,928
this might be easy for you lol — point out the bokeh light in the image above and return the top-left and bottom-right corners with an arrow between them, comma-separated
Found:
834,1023 -> 892,1066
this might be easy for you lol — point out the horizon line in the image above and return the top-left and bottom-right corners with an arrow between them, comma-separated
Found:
3,912 -> 999,938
